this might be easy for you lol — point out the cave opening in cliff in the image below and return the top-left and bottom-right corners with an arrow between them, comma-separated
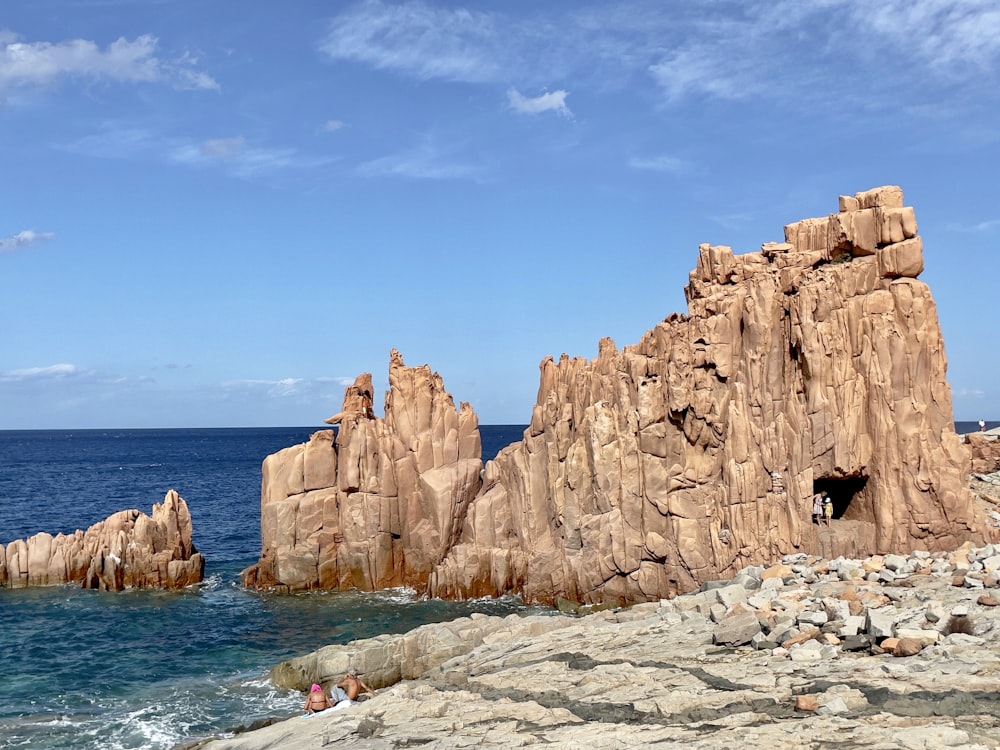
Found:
813,476 -> 869,520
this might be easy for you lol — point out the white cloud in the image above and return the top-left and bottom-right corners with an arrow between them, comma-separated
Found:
956,387 -> 986,399
1,364 -> 85,381
221,376 -> 351,400
628,155 -> 687,173
324,119 -> 346,133
947,218 -> 1000,232
320,0 -> 503,82
199,136 -> 247,161
171,137 -> 335,178
507,88 -> 572,117
61,124 -> 333,179
0,33 -> 218,91
0,229 -> 55,253
59,125 -> 166,159
314,1 -> 996,115
358,145 -> 480,181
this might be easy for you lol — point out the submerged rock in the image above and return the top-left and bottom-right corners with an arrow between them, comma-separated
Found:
0,489 -> 204,591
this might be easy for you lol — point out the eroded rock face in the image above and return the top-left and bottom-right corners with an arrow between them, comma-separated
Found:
0,490 -> 204,591
248,187 -> 994,604
242,350 -> 482,591
966,434 -> 1000,475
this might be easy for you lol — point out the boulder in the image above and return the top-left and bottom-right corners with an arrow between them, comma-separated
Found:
1,490 -> 203,591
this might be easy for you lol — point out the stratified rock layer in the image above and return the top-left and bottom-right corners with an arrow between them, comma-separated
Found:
247,187 -> 994,604
242,350 -> 482,592
0,490 -> 204,590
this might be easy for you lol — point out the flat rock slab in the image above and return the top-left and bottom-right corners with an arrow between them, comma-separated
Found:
193,545 -> 1000,750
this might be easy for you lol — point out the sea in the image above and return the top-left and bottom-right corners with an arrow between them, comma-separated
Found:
0,425 -> 534,750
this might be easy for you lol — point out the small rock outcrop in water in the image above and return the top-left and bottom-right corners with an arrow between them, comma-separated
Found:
246,187 -> 995,604
0,490 -> 204,590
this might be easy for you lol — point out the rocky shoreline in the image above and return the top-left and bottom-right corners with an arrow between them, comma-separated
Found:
187,540 -> 1000,749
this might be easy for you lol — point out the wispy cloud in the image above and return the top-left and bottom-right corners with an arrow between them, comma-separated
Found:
947,218 -> 1000,232
640,0 -> 1000,103
220,376 -> 354,399
955,387 -> 986,399
628,154 -> 688,174
171,136 -> 335,178
0,32 -> 218,91
0,229 -> 55,254
197,136 -> 247,160
324,119 -> 346,133
60,124 -> 333,179
320,0 -> 503,82
357,144 -> 481,181
318,1 -> 1000,118
507,88 -> 572,118
708,211 -> 758,230
0,363 -> 87,381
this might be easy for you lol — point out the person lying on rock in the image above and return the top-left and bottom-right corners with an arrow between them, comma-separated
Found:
304,684 -> 333,714
331,670 -> 375,704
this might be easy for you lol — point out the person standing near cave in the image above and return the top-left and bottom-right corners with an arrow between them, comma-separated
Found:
812,491 -> 825,525
823,496 -> 833,527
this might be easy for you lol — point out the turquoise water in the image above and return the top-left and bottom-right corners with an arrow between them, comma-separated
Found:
0,426 -> 532,749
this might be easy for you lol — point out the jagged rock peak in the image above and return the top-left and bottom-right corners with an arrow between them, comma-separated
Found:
243,351 -> 482,592
0,490 -> 204,591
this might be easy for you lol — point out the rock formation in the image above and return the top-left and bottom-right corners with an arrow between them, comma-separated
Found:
242,351 -> 482,592
247,187 -> 995,604
965,432 -> 1000,475
0,490 -> 204,590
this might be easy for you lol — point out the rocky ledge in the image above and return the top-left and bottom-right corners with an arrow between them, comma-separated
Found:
193,542 -> 1000,749
0,490 -> 204,590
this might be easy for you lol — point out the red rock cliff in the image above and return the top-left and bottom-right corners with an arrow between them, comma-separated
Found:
248,187 -> 994,604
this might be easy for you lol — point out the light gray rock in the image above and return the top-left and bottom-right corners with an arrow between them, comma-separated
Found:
712,609 -> 761,646
866,608 -> 896,640
797,610 -> 829,627
712,583 -> 749,608
883,554 -> 909,572
194,543 -> 1000,750
839,616 -> 866,637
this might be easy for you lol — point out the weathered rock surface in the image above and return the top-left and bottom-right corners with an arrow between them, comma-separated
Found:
193,544 -> 1000,750
247,187 -> 995,605
242,351 -> 482,592
0,490 -> 204,590
966,432 -> 1000,475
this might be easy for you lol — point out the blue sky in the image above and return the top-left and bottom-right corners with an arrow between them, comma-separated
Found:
1,0 -> 998,429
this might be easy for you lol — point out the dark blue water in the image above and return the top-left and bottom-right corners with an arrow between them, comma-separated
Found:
956,420 -> 997,434
0,426 -> 530,750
